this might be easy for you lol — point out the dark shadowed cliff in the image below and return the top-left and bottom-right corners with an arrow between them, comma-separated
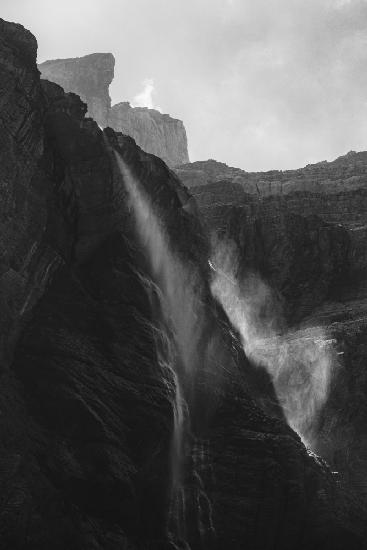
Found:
1,16 -> 367,550
176,156 -> 367,510
38,54 -> 190,167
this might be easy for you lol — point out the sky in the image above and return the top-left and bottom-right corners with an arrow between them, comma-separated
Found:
2,0 -> 367,171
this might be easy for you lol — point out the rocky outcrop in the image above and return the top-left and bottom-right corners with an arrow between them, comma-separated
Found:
38,54 -> 190,167
38,53 -> 115,127
1,16 -> 367,550
108,101 -> 189,167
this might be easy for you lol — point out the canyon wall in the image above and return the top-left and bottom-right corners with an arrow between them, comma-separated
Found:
38,54 -> 190,167
176,155 -> 367,507
1,17 -> 366,550
176,156 -> 367,313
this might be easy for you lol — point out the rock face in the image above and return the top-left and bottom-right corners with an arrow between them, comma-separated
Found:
0,18 -> 60,369
38,53 -> 115,127
108,101 -> 189,167
176,156 -> 367,314
38,54 -> 190,167
2,16 -> 367,550
175,156 -> 367,509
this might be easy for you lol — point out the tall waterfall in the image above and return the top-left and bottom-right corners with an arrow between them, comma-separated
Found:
116,154 -> 213,549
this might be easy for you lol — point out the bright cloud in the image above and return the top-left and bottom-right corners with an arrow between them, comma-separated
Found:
131,78 -> 161,111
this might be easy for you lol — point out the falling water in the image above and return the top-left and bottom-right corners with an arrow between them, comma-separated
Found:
192,439 -> 216,545
209,237 -> 338,447
116,154 -> 210,547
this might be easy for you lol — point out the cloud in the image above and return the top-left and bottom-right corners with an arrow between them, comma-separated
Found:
131,78 -> 161,111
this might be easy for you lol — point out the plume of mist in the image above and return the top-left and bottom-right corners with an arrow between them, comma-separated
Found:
209,237 -> 337,445
131,78 -> 162,111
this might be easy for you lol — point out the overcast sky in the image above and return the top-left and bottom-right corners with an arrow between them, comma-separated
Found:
2,0 -> 367,170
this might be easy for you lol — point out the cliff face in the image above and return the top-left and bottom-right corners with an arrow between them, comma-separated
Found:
108,101 -> 189,167
176,154 -> 367,233
38,53 -> 115,127
1,16 -> 366,550
0,18 -> 60,368
176,156 -> 367,312
176,156 -> 367,508
38,54 -> 190,167
1,21 -> 174,549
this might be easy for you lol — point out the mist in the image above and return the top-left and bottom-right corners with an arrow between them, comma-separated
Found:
209,238 -> 338,445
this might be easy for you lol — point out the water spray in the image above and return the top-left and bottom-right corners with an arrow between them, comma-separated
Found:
209,237 -> 338,447
115,153 -> 214,548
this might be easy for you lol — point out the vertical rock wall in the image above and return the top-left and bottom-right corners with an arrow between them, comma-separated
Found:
38,54 -> 190,167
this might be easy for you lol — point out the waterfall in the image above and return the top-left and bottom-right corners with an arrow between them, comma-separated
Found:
115,150 -> 336,547
116,154 -> 213,548
192,439 -> 215,545
209,237 -> 338,447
